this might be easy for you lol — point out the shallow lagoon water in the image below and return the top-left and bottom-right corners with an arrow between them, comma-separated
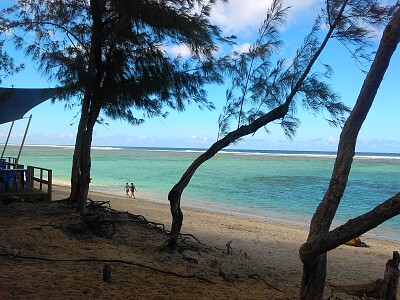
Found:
5,145 -> 399,240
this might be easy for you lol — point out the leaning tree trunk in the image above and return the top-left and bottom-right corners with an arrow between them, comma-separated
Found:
165,104 -> 289,248
300,8 -> 400,299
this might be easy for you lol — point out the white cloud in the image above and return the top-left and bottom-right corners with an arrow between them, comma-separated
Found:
233,43 -> 251,54
165,44 -> 192,58
189,135 -> 212,145
211,0 -> 271,34
211,0 -> 322,35
327,136 -> 337,143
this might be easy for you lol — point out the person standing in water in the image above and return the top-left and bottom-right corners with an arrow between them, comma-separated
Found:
130,183 -> 137,199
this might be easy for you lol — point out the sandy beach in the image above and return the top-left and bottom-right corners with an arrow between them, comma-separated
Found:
0,185 -> 398,299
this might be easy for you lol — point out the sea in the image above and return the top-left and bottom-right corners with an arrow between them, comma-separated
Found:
3,145 -> 400,241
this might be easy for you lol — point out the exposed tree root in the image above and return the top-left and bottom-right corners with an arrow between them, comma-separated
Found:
0,252 -> 216,284
330,279 -> 383,298
86,199 -> 204,247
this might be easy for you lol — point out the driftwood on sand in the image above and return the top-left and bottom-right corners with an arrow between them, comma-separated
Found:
331,251 -> 399,299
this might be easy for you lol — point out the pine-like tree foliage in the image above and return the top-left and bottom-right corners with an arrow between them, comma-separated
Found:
0,40 -> 23,85
0,0 -> 233,124
217,0 -> 398,141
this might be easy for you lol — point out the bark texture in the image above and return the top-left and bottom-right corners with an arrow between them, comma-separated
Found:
381,251 -> 400,300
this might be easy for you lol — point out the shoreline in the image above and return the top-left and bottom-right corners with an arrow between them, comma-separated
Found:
53,179 -> 400,242
53,182 -> 400,243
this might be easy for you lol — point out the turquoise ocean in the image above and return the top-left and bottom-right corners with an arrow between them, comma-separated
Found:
4,145 -> 400,241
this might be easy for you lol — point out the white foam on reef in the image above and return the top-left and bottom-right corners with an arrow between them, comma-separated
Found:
91,146 -> 123,150
21,145 -> 400,159
24,144 -> 75,149
354,154 -> 400,160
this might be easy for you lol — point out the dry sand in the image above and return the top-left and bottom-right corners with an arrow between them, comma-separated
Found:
0,185 -> 398,299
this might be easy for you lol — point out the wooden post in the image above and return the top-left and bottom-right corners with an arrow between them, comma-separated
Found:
103,264 -> 112,283
27,166 -> 33,188
48,169 -> 52,201
39,169 -> 43,190
16,115 -> 32,165
380,251 -> 400,300
1,121 -> 14,158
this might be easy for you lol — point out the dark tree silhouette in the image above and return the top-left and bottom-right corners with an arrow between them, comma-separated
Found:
1,0 -> 233,213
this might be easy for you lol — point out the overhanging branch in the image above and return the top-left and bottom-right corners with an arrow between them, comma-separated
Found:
300,192 -> 400,262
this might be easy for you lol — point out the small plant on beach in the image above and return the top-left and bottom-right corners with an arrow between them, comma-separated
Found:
0,0 -> 233,213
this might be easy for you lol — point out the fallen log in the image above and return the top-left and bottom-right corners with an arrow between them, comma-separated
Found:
330,251 -> 399,299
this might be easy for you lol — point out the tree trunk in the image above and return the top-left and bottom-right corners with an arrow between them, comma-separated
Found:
69,95 -> 90,203
165,190 -> 183,247
75,97 -> 101,214
300,254 -> 327,300
71,0 -> 103,210
300,7 -> 400,299
76,128 -> 93,214
381,251 -> 400,300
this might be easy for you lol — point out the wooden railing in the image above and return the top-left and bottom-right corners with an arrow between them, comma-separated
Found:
2,156 -> 19,166
27,166 -> 52,201
1,156 -> 53,201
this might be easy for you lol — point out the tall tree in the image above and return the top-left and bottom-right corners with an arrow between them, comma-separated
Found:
299,7 -> 400,299
165,0 -> 396,249
1,0 -> 232,213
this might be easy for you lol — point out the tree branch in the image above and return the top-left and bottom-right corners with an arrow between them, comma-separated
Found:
300,192 -> 400,262
10,20 -> 89,54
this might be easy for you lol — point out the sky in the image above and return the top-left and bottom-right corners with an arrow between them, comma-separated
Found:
0,0 -> 399,153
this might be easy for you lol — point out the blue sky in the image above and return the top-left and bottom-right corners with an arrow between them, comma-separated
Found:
0,0 -> 399,153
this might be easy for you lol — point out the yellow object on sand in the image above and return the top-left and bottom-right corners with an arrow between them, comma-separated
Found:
345,237 -> 370,248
